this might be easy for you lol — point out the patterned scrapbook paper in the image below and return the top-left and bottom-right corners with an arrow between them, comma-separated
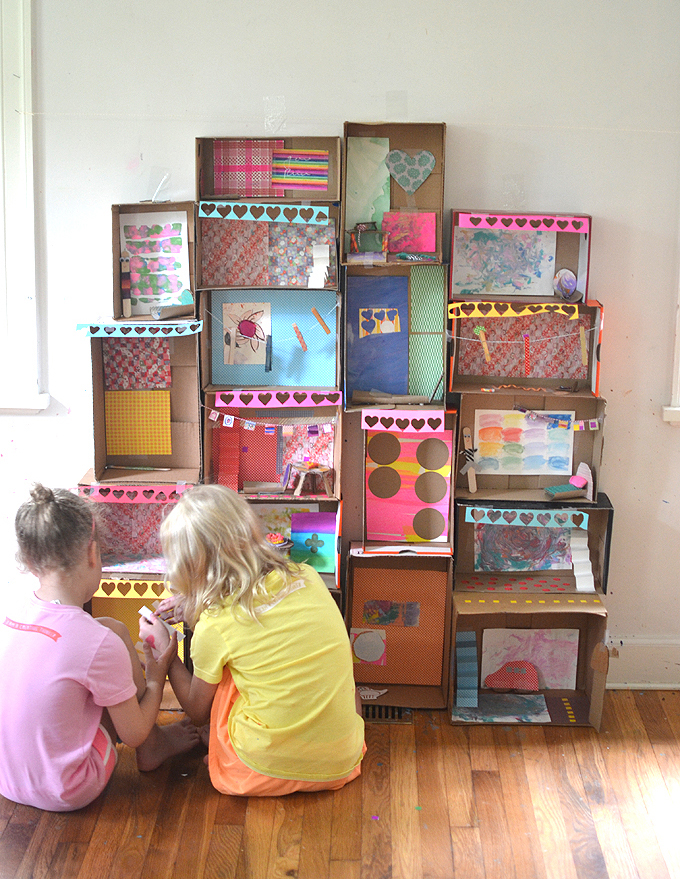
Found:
268,221 -> 337,287
239,421 -> 279,483
98,502 -> 164,566
200,219 -> 269,287
282,425 -> 335,472
211,420 -> 239,491
457,313 -> 592,379
104,390 -> 172,456
212,139 -> 284,197
102,338 -> 172,391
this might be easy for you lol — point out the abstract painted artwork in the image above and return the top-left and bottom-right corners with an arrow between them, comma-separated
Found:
474,524 -> 573,572
452,228 -> 556,297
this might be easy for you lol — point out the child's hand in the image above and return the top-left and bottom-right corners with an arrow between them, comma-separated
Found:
139,613 -> 172,661
142,631 -> 178,688
155,595 -> 186,624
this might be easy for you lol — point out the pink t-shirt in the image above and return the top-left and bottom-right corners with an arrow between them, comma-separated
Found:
0,594 -> 137,811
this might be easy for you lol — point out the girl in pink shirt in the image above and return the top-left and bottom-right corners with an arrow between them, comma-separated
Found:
0,484 -> 199,811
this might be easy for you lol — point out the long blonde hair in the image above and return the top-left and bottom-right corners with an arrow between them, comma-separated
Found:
160,485 -> 297,628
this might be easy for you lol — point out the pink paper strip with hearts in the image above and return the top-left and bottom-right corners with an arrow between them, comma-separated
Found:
215,390 -> 342,409
457,213 -> 590,234
78,485 -> 190,504
361,409 -> 445,433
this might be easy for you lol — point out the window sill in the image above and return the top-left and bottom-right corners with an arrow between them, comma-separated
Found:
662,406 -> 680,424
0,392 -> 50,415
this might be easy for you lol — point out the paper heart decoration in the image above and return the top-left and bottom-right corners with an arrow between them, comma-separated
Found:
385,150 -> 435,194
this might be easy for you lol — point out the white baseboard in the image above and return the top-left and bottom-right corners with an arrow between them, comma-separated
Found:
606,640 -> 680,689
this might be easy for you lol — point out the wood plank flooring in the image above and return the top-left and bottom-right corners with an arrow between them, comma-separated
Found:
2,690 -> 680,879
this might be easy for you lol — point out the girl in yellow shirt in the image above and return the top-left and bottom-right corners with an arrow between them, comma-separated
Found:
144,485 -> 365,796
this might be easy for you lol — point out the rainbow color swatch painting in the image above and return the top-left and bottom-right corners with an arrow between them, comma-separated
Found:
474,409 -> 575,476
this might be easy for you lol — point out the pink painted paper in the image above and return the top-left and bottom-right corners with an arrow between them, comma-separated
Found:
382,211 -> 436,253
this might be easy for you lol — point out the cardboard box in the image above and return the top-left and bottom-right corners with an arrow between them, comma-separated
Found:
112,202 -> 196,321
344,263 -> 448,409
347,549 -> 453,709
203,390 -> 342,500
196,202 -> 340,291
454,493 -> 614,595
341,122 -> 446,265
450,210 -> 592,301
449,299 -> 603,397
450,591 -> 608,729
196,136 -> 342,202
199,289 -> 340,392
82,322 -> 202,485
248,498 -> 343,595
454,390 -> 605,502
360,409 -> 456,553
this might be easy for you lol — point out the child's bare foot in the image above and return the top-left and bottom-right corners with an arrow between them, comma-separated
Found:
136,718 -> 201,772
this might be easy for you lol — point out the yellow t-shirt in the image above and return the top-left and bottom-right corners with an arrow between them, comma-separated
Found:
191,564 -> 365,781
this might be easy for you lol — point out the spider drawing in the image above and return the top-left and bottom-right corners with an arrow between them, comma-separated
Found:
224,309 -> 266,352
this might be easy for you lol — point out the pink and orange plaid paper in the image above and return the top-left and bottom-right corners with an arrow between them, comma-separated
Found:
213,139 -> 284,198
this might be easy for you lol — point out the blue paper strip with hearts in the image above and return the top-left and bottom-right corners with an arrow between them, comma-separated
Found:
465,507 -> 589,529
199,201 -> 329,225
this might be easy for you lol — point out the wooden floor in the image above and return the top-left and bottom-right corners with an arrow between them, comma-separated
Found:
2,689 -> 680,878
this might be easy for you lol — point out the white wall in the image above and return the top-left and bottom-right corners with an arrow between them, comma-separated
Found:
1,0 -> 679,685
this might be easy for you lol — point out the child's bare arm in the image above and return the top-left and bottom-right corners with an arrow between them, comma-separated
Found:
108,635 -> 177,748
167,656 -> 217,727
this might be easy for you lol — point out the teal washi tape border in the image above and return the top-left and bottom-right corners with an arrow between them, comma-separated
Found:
464,507 -> 589,529
199,201 -> 329,225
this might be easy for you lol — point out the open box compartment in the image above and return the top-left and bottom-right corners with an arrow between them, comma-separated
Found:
450,210 -> 592,302
196,201 -> 340,291
360,409 -> 456,553
450,591 -> 608,729
454,493 -> 614,596
199,288 -> 340,392
82,322 -> 202,485
196,136 -> 341,202
449,299 -> 603,397
341,122 -> 445,266
203,390 -> 342,501
454,390 -> 605,502
347,549 -> 453,709
112,202 -> 196,321
344,263 -> 448,410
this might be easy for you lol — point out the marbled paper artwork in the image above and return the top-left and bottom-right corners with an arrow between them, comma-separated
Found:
452,229 -> 556,297
474,524 -> 573,572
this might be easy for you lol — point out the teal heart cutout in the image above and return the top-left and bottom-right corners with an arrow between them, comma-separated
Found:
385,149 -> 435,193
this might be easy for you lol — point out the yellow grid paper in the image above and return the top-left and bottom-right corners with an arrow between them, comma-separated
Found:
105,390 -> 172,456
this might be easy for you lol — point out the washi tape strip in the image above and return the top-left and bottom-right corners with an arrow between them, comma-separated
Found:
79,485 -> 190,503
361,409 -> 446,433
456,213 -> 590,234
464,507 -> 589,529
199,201 -> 329,225
215,390 -> 342,408
449,302 -> 579,320
81,321 -> 202,338
95,579 -> 169,599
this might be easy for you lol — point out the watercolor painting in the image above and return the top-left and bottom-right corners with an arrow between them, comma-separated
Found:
381,211 -> 436,253
473,409 -> 575,476
474,524 -> 573,572
480,628 -> 579,690
452,228 -> 556,297
362,600 -> 421,627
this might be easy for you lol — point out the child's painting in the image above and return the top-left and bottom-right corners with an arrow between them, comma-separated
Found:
382,211 -> 436,253
452,228 -> 556,297
289,511 -> 337,573
474,524 -> 573,572
451,693 -> 550,723
480,628 -> 579,690
120,210 -> 192,315
222,302 -> 271,366
474,409 -> 575,476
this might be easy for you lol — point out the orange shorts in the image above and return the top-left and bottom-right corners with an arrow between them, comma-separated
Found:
207,669 -> 365,797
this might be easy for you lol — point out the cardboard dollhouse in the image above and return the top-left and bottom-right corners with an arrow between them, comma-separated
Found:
79,126 -> 611,728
